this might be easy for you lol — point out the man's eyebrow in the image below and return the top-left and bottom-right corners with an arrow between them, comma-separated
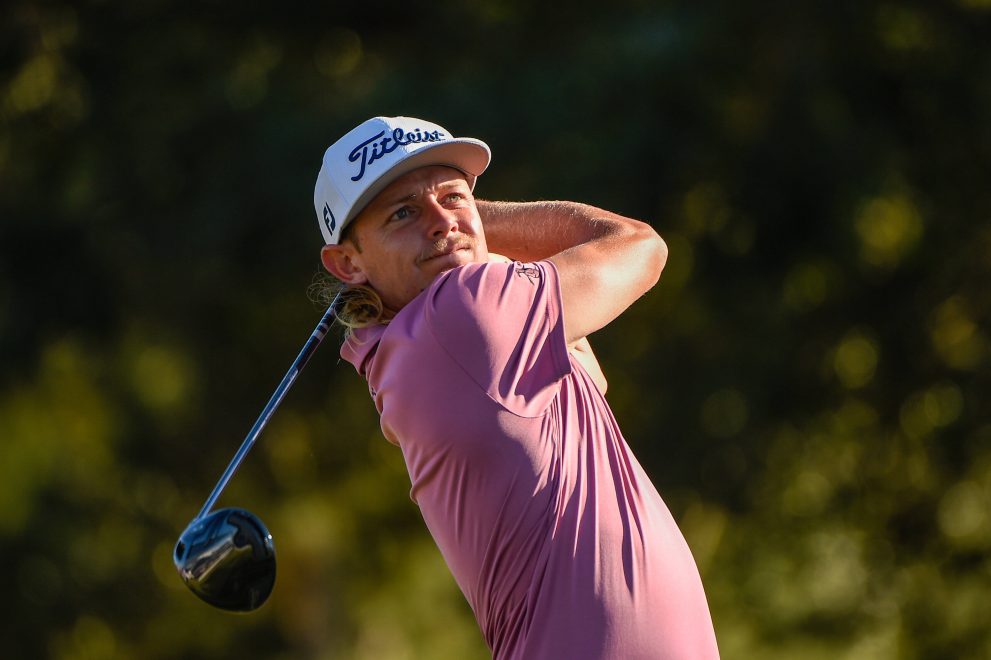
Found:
387,192 -> 418,206
435,180 -> 464,189
374,191 -> 419,211
382,181 -> 465,207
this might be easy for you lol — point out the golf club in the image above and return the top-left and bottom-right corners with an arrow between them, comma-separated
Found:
173,292 -> 340,611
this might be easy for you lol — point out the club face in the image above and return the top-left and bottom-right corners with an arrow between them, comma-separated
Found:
174,507 -> 276,612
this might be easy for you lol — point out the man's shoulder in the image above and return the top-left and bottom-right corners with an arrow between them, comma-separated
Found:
340,323 -> 386,376
434,260 -> 551,299
417,260 -> 561,346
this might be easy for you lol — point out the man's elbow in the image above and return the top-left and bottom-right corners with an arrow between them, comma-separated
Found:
635,222 -> 667,289
651,230 -> 669,284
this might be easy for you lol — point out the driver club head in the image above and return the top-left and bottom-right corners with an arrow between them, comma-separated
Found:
173,507 -> 276,612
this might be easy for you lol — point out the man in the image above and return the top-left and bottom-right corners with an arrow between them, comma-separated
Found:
314,116 -> 719,659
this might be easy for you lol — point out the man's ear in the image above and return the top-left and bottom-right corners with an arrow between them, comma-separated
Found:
321,244 -> 369,284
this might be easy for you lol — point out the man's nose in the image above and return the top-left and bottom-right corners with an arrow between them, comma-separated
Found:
424,200 -> 458,238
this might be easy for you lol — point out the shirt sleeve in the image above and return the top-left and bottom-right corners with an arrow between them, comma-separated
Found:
424,260 -> 572,417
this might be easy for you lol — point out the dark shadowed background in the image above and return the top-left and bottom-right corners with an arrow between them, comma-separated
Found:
2,1 -> 991,658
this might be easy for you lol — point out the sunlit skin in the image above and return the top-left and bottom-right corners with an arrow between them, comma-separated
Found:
320,165 -> 609,391
320,166 -> 489,314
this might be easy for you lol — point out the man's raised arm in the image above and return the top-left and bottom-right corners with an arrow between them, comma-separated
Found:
477,200 -> 667,345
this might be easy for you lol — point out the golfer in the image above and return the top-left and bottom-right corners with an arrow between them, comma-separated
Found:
314,116 -> 719,659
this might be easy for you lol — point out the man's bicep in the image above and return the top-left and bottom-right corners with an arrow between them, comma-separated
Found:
549,225 -> 667,345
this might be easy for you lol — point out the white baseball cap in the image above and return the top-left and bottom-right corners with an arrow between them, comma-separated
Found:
313,116 -> 491,245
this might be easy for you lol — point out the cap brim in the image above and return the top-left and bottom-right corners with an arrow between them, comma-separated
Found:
343,138 -> 491,229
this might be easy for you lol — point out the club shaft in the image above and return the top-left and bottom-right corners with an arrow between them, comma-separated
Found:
194,294 -> 341,521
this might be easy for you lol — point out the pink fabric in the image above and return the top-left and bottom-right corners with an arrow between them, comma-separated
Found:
342,261 -> 719,659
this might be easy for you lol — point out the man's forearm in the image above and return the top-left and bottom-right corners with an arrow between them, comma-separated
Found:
479,199 -> 667,345
476,200 -> 633,262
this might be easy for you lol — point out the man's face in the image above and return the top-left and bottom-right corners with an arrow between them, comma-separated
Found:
320,166 -> 489,312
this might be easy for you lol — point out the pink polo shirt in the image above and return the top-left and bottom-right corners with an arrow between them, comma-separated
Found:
341,261 -> 719,659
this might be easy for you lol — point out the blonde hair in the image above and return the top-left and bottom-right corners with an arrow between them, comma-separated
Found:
308,272 -> 387,334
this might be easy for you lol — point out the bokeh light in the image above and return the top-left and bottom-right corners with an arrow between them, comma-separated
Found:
3,1 -> 990,657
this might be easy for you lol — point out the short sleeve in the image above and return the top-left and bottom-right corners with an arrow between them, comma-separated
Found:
424,260 -> 572,417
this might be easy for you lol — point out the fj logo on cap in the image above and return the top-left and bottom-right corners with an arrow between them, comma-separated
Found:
348,127 -> 445,182
322,203 -> 336,235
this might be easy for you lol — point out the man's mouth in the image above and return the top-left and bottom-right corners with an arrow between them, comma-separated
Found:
420,241 -> 473,264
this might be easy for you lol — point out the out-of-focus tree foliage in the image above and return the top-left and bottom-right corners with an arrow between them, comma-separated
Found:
2,0 -> 990,657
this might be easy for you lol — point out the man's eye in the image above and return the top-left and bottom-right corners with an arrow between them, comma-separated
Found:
443,192 -> 465,204
390,206 -> 414,222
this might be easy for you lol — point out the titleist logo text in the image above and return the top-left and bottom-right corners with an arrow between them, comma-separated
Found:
348,128 -> 445,181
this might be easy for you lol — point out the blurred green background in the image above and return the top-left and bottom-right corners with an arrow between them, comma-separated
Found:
2,1 -> 991,658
